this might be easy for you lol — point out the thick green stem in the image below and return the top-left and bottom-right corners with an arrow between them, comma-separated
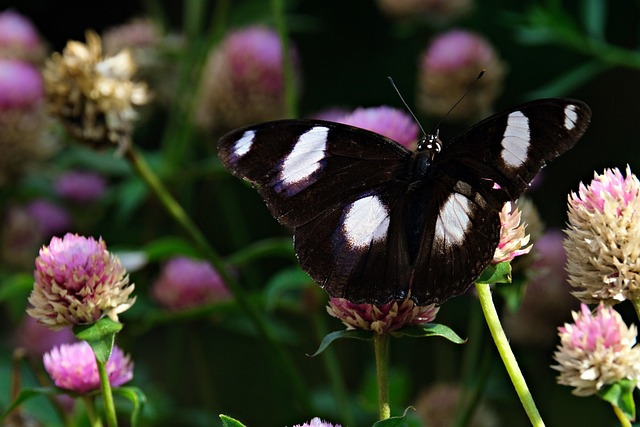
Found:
270,0 -> 298,118
124,146 -> 312,413
374,333 -> 391,420
475,283 -> 545,427
613,404 -> 633,427
96,358 -> 118,427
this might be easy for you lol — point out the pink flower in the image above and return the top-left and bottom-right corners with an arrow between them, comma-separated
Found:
327,297 -> 439,334
553,303 -> 640,396
43,341 -> 133,394
15,316 -> 76,356
27,233 -> 136,329
25,199 -> 71,236
152,257 -> 230,310
293,418 -> 342,427
0,59 -> 43,110
54,170 -> 107,203
492,202 -> 532,264
0,10 -> 46,63
338,106 -> 419,149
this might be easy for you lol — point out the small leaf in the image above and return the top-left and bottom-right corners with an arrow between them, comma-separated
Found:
598,379 -> 636,420
220,414 -> 248,427
392,324 -> 466,344
113,386 -> 147,427
372,406 -> 417,427
74,317 -> 123,363
1,387 -> 63,420
476,262 -> 512,285
142,237 -> 201,261
309,329 -> 374,357
264,267 -> 312,310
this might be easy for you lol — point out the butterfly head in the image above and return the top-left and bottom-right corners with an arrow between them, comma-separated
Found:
417,131 -> 442,160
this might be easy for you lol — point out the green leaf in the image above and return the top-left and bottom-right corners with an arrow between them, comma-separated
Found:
1,387 -> 63,421
526,61 -> 609,99
372,407 -> 417,427
226,237 -> 295,266
220,414 -> 247,427
0,272 -> 32,302
392,324 -> 466,344
142,237 -> 201,261
264,267 -> 312,310
113,386 -> 147,427
475,262 -> 512,285
309,329 -> 374,357
73,317 -> 123,363
581,0 -> 606,40
598,379 -> 636,420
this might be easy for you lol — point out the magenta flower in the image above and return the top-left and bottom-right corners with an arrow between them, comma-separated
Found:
15,316 -> 76,356
152,256 -> 230,310
54,170 -> 107,203
553,303 -> 640,396
338,106 -> 419,149
564,166 -> 640,304
327,297 -> 439,334
292,418 -> 342,427
27,233 -> 136,329
417,29 -> 504,122
0,59 -> 43,110
25,199 -> 71,236
377,0 -> 471,23
43,341 -> 133,394
0,10 -> 46,63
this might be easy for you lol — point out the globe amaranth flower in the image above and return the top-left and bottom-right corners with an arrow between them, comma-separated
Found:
44,341 -> 133,394
152,256 -> 230,310
43,31 -> 149,151
196,26 -> 300,133
15,316 -> 76,356
327,297 -> 439,334
54,170 -> 107,203
414,383 -> 498,427
0,59 -> 56,186
0,9 -> 47,63
377,0 -> 472,24
553,303 -> 640,396
338,106 -> 419,150
564,166 -> 640,304
25,199 -> 72,236
417,29 -> 505,123
492,201 -> 532,264
292,418 -> 342,427
27,233 -> 136,329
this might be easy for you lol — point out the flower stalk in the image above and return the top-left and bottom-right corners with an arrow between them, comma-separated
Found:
374,333 -> 391,420
476,282 -> 545,427
613,405 -> 633,427
96,357 -> 118,427
83,395 -> 103,427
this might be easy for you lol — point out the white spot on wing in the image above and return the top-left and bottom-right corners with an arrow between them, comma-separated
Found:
233,130 -> 255,158
435,193 -> 472,245
280,126 -> 328,185
342,195 -> 390,248
501,111 -> 530,168
564,104 -> 578,130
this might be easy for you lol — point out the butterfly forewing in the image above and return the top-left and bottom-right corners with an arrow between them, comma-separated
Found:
218,98 -> 591,306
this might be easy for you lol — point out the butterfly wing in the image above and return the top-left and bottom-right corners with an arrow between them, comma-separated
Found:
408,98 -> 591,305
218,119 -> 415,303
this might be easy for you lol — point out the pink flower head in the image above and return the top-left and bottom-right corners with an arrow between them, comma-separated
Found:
338,106 -> 419,149
422,29 -> 496,72
0,10 -> 46,63
327,297 -> 439,334
492,201 -> 532,264
293,418 -> 342,427
569,166 -> 639,216
27,233 -> 136,329
553,303 -> 640,395
25,199 -> 71,236
43,341 -> 133,394
0,59 -> 43,110
54,170 -> 107,203
152,256 -> 230,310
15,316 -> 76,356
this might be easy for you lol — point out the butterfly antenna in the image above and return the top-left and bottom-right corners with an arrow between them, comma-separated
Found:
432,69 -> 486,133
387,76 -> 428,137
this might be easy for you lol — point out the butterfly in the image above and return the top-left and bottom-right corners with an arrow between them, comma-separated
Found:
218,98 -> 591,306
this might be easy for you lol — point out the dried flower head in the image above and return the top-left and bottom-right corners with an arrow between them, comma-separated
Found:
0,9 -> 47,63
43,341 -> 133,394
54,170 -> 107,203
152,256 -> 230,310
196,26 -> 299,133
553,303 -> 640,396
43,31 -> 149,150
292,418 -> 342,427
492,201 -> 532,264
27,233 -> 136,329
417,29 -> 505,123
414,383 -> 498,427
377,0 -> 472,24
338,106 -> 419,149
564,166 -> 640,304
327,297 -> 439,334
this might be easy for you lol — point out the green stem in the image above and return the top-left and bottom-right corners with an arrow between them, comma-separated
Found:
374,333 -> 391,420
270,0 -> 298,118
475,283 -> 545,427
613,404 -> 632,427
632,298 -> 640,322
124,146 -> 312,413
82,396 -> 103,427
96,358 -> 118,427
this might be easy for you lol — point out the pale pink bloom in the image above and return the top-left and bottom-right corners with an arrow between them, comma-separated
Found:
0,59 -> 43,110
292,417 -> 342,427
54,170 -> 107,203
338,106 -> 419,149
492,201 -> 532,264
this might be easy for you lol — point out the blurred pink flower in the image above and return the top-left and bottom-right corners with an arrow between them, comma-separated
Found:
44,341 -> 133,394
0,59 -> 43,110
15,316 -> 76,356
54,170 -> 107,203
25,199 -> 71,236
0,10 -> 47,63
338,106 -> 419,149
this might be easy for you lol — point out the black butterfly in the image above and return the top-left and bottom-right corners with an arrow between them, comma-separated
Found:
218,98 -> 591,306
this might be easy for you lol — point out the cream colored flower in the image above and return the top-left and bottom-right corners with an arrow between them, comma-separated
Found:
564,166 -> 640,304
492,201 -> 532,264
43,31 -> 149,151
